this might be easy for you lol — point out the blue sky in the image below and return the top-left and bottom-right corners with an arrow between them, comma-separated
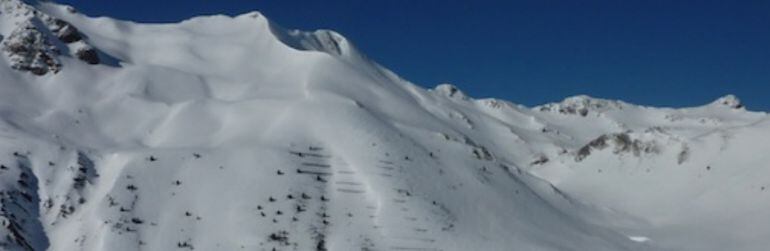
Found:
56,1 -> 770,110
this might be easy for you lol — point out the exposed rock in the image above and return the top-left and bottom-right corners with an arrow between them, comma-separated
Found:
712,95 -> 744,109
2,21 -> 62,75
677,144 -> 690,164
575,132 -> 660,161
75,47 -> 99,64
536,95 -> 625,116
48,19 -> 82,43
1,1 -> 108,75
0,154 -> 49,250
433,83 -> 469,100
530,155 -> 549,165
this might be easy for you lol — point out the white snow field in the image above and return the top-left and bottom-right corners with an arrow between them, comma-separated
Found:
0,1 -> 768,250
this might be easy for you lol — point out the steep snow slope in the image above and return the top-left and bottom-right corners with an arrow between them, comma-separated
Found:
0,1 -> 767,250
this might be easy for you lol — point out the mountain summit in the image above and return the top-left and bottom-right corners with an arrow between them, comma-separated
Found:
0,1 -> 768,251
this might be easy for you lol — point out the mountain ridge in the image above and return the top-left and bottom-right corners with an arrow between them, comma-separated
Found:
0,1 -> 768,250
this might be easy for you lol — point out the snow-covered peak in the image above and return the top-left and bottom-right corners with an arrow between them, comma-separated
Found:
0,2 -> 768,251
710,94 -> 744,109
282,29 -> 356,57
432,83 -> 469,100
175,10 -> 365,63
226,11 -> 362,60
535,95 -> 626,116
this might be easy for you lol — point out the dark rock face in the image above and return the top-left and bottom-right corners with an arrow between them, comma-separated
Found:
575,132 -> 660,161
44,16 -> 103,65
2,21 -> 62,76
75,48 -> 99,65
1,1 -> 107,75
49,19 -> 83,44
0,154 -> 50,250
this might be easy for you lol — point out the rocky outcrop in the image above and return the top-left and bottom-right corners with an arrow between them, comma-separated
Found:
536,95 -> 625,117
2,20 -> 62,75
711,95 -> 744,109
575,132 -> 660,161
74,47 -> 99,65
0,0 -> 101,75
0,153 -> 49,251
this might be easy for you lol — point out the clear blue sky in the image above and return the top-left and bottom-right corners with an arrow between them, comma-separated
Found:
56,0 -> 770,110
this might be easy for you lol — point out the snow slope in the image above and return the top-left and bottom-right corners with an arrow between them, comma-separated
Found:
0,1 -> 768,250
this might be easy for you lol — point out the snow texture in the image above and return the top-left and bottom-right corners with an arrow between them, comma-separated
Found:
0,0 -> 768,250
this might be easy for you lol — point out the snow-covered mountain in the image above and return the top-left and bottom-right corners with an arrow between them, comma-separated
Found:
0,1 -> 768,250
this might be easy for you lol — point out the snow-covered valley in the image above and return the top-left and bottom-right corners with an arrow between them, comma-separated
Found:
0,1 -> 769,250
